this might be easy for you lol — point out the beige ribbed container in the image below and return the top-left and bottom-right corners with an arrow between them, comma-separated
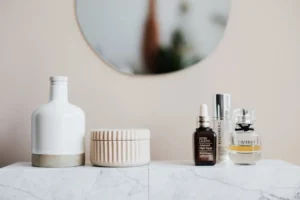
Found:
90,129 -> 150,167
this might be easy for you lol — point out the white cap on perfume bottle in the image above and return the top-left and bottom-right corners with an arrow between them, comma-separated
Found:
234,108 -> 255,124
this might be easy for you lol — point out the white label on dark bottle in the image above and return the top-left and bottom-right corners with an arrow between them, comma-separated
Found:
198,137 -> 213,161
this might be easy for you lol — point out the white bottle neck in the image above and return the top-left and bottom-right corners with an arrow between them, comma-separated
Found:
49,83 -> 68,102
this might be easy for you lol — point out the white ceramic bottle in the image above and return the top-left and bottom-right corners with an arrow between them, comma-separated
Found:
31,76 -> 85,167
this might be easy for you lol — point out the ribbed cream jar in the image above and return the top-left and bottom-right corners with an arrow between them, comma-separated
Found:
90,129 -> 150,167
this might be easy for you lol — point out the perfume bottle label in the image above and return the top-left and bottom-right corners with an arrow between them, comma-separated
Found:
229,134 -> 261,152
198,137 -> 213,161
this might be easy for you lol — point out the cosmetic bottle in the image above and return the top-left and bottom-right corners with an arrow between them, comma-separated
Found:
193,104 -> 217,166
31,76 -> 85,167
229,109 -> 261,165
213,94 -> 232,163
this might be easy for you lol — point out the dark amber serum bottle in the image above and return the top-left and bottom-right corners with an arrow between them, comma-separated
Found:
194,104 -> 217,166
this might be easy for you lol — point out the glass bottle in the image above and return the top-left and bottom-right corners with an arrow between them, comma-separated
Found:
193,104 -> 217,166
212,94 -> 232,163
229,109 -> 261,165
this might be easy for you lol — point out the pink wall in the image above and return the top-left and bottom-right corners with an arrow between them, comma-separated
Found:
0,0 -> 300,166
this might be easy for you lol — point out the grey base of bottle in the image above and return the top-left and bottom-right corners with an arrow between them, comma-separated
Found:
32,153 -> 85,168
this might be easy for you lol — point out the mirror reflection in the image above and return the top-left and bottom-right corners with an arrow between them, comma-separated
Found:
76,0 -> 230,75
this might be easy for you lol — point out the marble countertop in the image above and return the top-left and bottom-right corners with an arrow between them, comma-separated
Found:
0,160 -> 300,200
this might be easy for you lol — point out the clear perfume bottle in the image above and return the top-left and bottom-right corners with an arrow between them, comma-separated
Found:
229,109 -> 261,165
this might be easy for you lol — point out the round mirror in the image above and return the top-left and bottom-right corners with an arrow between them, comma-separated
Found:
76,0 -> 230,75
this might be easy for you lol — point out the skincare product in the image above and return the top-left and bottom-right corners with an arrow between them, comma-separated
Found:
193,104 -> 217,166
229,109 -> 261,164
90,129 -> 150,167
213,94 -> 232,163
31,76 -> 85,167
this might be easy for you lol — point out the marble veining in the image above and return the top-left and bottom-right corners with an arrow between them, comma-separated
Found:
0,163 -> 148,200
1,160 -> 300,200
149,160 -> 300,200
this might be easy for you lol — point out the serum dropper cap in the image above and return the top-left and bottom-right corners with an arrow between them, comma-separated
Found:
200,104 -> 208,117
199,104 -> 210,128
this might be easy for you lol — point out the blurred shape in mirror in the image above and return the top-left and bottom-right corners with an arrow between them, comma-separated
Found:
142,0 -> 160,73
76,0 -> 230,75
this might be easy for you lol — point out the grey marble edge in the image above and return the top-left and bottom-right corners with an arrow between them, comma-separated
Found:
1,160 -> 299,170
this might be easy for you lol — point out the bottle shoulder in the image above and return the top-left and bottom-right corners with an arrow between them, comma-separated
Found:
196,127 -> 214,132
31,103 -> 49,117
231,130 -> 260,138
194,127 -> 216,136
232,130 -> 258,134
32,102 -> 85,119
67,103 -> 85,115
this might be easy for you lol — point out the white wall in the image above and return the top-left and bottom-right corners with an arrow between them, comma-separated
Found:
0,0 -> 300,167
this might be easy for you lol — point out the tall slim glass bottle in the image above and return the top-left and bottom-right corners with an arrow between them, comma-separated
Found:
212,94 -> 232,163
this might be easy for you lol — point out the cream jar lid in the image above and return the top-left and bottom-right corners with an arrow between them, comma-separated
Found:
90,129 -> 150,141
